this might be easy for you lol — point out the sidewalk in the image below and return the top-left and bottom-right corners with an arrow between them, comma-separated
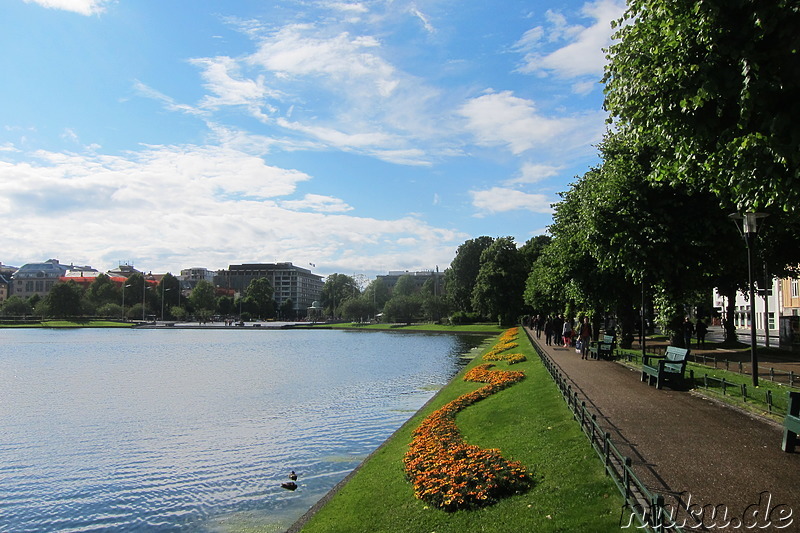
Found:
525,328 -> 799,531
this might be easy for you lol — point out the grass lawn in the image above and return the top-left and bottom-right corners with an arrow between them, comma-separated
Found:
296,330 -> 622,533
0,320 -> 135,328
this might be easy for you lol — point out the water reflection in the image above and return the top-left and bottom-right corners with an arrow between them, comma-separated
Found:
0,328 -> 486,532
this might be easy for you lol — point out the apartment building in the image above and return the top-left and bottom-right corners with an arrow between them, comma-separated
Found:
214,262 -> 323,316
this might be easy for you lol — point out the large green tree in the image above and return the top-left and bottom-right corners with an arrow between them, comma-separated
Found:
472,236 -> 526,326
603,0 -> 800,212
190,280 -> 217,314
244,277 -> 275,319
321,273 -> 359,318
444,236 -> 494,314
45,280 -> 84,318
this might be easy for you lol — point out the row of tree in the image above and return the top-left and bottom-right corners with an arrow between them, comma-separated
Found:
0,272 -> 296,322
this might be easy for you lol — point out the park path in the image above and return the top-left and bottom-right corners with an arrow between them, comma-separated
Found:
525,328 -> 799,531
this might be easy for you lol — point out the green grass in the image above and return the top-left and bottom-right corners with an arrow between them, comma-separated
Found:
296,331 -> 622,533
617,347 -> 794,418
0,320 -> 135,328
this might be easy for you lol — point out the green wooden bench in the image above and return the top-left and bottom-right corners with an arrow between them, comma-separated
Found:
782,391 -> 800,453
641,346 -> 689,389
589,334 -> 616,360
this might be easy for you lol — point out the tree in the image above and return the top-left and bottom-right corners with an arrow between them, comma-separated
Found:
321,273 -> 359,318
340,296 -> 373,322
190,280 -> 216,314
383,294 -> 422,325
1,295 -> 32,316
45,281 -> 84,318
363,278 -> 390,314
157,273 -> 180,314
245,277 -> 275,319
86,273 -> 118,307
280,298 -> 296,320
472,236 -> 527,326
393,274 -> 418,297
445,236 -> 494,314
603,0 -> 800,212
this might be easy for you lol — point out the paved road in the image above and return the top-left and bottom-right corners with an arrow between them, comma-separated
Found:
525,328 -> 799,531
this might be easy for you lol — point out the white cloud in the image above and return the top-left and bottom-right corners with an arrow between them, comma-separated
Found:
410,6 -> 435,33
470,187 -> 554,216
190,56 -> 279,118
24,0 -> 112,15
514,0 -> 625,90
0,146 -> 464,275
280,194 -> 353,213
459,90 -> 602,155
505,163 -> 563,185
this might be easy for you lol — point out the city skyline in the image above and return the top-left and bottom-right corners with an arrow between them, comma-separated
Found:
1,0 -> 624,278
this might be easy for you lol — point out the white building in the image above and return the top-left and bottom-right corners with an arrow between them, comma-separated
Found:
713,277 -> 782,344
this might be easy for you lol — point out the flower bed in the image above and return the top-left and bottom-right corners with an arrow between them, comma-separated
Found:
403,329 -> 532,511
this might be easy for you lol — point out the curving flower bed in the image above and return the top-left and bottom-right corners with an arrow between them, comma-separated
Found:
403,329 -> 532,511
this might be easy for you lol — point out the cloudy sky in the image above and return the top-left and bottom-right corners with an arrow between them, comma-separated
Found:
1,0 -> 624,279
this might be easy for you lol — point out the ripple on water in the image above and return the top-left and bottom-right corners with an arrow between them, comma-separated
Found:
0,328 -> 487,532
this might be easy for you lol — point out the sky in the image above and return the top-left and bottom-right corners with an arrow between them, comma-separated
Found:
1,0 -> 625,280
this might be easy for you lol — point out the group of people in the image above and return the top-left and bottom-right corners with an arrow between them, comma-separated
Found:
528,314 -> 594,359
683,317 -> 709,349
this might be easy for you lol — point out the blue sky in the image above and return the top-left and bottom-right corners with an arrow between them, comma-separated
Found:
1,0 -> 625,279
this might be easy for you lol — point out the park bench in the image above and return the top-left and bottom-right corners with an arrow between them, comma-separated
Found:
782,391 -> 800,453
641,346 -> 689,390
589,334 -> 616,360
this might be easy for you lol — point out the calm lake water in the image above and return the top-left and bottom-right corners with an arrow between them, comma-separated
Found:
0,328 -> 487,533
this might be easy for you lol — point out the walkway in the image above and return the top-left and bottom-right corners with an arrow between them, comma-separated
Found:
526,328 -> 799,531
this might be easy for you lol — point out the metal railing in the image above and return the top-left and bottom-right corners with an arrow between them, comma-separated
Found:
528,331 -> 684,532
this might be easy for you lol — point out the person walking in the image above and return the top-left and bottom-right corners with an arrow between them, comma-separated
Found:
682,317 -> 695,350
578,317 -> 593,359
562,318 -> 573,348
696,318 -> 708,348
544,316 -> 553,346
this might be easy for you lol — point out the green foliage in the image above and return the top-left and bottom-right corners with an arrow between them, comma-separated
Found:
472,237 -> 526,326
383,294 -> 422,324
86,273 -> 119,307
393,274 -> 417,297
45,281 -> 84,318
189,280 -> 216,312
321,273 -> 360,318
340,296 -> 373,322
603,0 -> 800,212
444,236 -> 494,314
1,295 -> 33,316
96,303 -> 123,318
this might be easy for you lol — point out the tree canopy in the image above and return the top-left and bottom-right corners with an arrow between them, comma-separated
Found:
603,0 -> 800,212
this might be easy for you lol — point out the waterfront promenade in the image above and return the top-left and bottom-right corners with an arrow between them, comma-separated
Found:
526,328 -> 799,530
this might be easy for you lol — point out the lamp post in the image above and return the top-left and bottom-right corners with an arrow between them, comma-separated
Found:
142,281 -> 151,322
161,286 -> 172,322
122,283 -> 132,321
729,212 -> 769,387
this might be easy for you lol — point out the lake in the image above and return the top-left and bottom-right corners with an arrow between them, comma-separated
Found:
0,328 -> 487,532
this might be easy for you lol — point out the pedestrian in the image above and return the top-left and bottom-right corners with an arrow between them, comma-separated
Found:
553,315 -> 563,346
534,314 -> 543,338
696,318 -> 708,348
578,317 -> 592,359
682,317 -> 695,349
544,316 -> 553,346
562,318 -> 573,348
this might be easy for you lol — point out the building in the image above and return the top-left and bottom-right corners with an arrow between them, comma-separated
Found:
214,262 -> 323,316
178,267 -> 214,293
376,269 -> 443,294
713,275 -> 795,347
10,259 -> 70,299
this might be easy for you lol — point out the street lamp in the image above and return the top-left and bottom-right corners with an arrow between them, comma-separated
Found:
729,212 -> 769,387
122,283 -> 132,321
161,286 -> 172,322
142,282 -> 151,322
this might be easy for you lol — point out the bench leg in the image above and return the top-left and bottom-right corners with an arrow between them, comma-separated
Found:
641,371 -> 647,383
783,429 -> 797,453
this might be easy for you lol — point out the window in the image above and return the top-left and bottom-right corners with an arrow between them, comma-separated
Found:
768,312 -> 775,330
792,279 -> 799,298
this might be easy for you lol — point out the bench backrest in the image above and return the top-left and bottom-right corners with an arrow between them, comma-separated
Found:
602,335 -> 615,345
664,346 -> 688,362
